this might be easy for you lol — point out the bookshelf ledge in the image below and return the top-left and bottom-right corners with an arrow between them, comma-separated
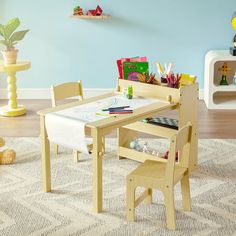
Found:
70,14 -> 110,20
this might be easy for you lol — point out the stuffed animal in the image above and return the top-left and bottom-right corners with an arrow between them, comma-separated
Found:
0,137 -> 16,165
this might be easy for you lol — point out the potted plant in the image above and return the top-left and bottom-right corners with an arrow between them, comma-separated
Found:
0,17 -> 29,64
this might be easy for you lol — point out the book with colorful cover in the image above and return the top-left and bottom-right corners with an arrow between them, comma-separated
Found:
116,57 -> 147,79
123,61 -> 149,81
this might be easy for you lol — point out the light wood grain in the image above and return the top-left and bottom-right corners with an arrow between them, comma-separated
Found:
1,99 -> 236,138
126,124 -> 192,230
70,14 -> 110,19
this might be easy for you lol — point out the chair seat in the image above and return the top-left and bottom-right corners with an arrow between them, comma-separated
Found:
128,160 -> 187,188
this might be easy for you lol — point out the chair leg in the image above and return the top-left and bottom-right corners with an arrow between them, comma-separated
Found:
181,171 -> 191,211
73,150 -> 80,162
143,188 -> 152,204
127,177 -> 136,221
164,189 -> 176,230
54,144 -> 59,155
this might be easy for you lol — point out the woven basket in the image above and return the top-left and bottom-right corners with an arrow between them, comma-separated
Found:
0,149 -> 16,165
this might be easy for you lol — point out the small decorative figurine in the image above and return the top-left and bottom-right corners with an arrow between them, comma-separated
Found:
126,85 -> 133,99
87,5 -> 103,16
73,6 -> 84,16
142,142 -> 149,153
218,62 -> 231,85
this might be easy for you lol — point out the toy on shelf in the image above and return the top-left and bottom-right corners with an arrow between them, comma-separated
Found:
87,5 -> 103,16
152,150 -> 160,156
142,142 -> 149,153
166,73 -> 181,88
218,62 -> 231,85
129,139 -> 160,157
73,6 -> 84,16
129,138 -> 141,151
126,85 -> 133,99
230,11 -> 236,56
156,62 -> 173,83
163,150 -> 179,161
0,137 -> 16,165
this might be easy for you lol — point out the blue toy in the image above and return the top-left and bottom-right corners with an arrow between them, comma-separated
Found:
130,139 -> 141,151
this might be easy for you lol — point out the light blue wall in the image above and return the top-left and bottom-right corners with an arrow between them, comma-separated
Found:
0,0 -> 235,89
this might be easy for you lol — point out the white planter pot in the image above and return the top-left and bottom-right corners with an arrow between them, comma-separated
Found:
1,49 -> 18,64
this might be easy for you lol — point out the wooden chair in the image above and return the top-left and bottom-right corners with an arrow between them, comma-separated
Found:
126,123 -> 192,230
51,81 -> 84,162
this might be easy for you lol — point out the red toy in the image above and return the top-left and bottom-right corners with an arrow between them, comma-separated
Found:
163,150 -> 179,161
87,5 -> 103,16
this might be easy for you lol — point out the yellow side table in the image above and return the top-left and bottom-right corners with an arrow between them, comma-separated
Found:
0,61 -> 31,117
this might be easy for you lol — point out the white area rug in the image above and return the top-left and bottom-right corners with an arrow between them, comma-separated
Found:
0,138 -> 236,236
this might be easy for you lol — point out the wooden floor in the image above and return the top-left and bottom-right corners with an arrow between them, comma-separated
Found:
0,99 -> 236,138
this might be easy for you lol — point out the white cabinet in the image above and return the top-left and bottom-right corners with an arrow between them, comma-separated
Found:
204,50 -> 236,109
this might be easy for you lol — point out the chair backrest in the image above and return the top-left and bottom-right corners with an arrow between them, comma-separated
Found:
165,122 -> 192,185
51,81 -> 83,107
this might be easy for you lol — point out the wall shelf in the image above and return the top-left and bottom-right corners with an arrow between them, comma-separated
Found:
71,14 -> 110,20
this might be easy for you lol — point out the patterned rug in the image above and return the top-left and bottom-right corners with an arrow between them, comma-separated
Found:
0,138 -> 236,236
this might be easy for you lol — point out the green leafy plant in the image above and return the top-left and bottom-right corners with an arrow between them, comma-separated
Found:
0,17 -> 29,51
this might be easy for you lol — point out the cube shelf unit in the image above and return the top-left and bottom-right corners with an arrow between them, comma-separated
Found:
204,50 -> 236,109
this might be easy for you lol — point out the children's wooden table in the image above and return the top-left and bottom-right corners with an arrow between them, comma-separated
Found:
0,61 -> 31,117
38,79 -> 198,214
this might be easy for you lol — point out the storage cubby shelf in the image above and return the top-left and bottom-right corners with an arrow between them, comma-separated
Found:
71,14 -> 110,20
204,50 -> 236,109
213,84 -> 236,92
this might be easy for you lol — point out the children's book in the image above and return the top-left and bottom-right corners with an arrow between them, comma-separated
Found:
116,57 -> 147,79
123,61 -> 149,81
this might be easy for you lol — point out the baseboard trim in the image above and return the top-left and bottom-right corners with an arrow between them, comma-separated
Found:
0,88 -> 114,99
0,88 -> 204,100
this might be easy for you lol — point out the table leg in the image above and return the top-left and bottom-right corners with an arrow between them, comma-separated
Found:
0,72 -> 26,116
40,116 -> 51,192
92,128 -> 103,213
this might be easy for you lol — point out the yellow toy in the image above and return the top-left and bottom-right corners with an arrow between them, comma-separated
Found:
0,137 -> 16,165
230,12 -> 236,55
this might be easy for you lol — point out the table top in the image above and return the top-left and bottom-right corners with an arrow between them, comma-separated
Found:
0,61 -> 31,72
39,92 -> 177,130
